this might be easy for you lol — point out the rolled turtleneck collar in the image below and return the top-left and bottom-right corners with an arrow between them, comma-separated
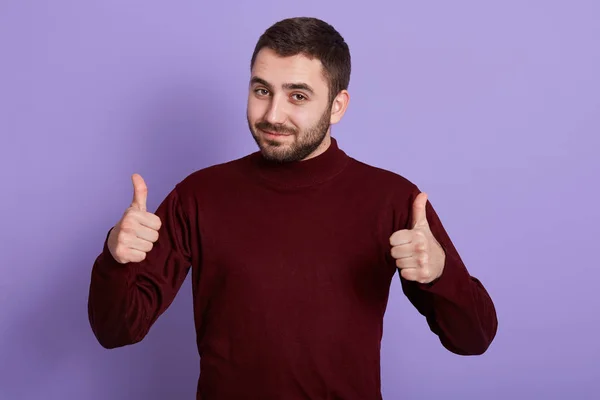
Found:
249,136 -> 350,189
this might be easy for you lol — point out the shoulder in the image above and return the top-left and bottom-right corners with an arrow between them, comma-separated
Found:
173,152 -> 256,195
344,157 -> 424,231
346,157 -> 421,200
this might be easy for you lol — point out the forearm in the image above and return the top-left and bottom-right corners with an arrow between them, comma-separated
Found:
87,238 -> 154,349
88,186 -> 193,349
402,252 -> 498,355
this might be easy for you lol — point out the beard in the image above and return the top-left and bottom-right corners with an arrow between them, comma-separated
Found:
247,104 -> 332,163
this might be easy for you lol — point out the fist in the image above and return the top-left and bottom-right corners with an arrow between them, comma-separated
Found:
107,173 -> 162,264
389,192 -> 445,284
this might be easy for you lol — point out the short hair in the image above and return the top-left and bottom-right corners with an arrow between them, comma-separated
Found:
250,17 -> 351,103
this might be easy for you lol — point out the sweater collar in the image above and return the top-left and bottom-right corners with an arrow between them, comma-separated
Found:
250,136 -> 350,189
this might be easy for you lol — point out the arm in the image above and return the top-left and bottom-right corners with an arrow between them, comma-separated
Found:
393,190 -> 498,355
87,183 -> 192,349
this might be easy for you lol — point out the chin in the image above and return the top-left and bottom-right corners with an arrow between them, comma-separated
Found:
261,148 -> 290,162
261,144 -> 301,163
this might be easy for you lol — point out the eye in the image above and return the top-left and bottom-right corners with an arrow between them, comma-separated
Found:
254,88 -> 269,96
292,93 -> 307,101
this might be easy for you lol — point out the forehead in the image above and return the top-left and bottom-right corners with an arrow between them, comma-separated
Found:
251,48 -> 328,91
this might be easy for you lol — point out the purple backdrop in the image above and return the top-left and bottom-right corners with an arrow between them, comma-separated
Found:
1,1 -> 598,399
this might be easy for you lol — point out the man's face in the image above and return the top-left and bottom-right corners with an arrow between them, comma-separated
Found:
247,48 -> 336,163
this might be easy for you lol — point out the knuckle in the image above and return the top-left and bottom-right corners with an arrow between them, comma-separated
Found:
122,209 -> 135,221
401,269 -> 414,281
118,229 -> 134,244
116,230 -> 128,243
120,219 -> 134,231
115,249 -> 127,262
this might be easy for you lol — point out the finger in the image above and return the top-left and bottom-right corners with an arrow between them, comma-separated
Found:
129,237 -> 154,253
411,192 -> 429,229
131,173 -> 148,212
134,224 -> 160,243
412,231 -> 428,252
391,243 -> 415,260
400,268 -> 420,281
389,229 -> 414,246
396,257 -> 419,270
128,249 -> 148,263
137,212 -> 162,231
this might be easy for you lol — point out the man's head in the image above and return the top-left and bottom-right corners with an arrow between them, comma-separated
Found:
246,17 -> 351,163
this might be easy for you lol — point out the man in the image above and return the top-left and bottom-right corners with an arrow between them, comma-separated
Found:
88,16 -> 497,399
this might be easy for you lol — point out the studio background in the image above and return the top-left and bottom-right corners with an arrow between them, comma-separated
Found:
1,1 -> 598,399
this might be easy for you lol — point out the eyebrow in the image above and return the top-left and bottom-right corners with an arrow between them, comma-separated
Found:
250,76 -> 315,94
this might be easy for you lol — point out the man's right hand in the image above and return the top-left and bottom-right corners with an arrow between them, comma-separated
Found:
107,174 -> 162,264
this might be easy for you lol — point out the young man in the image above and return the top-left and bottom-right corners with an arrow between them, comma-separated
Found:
88,17 -> 498,400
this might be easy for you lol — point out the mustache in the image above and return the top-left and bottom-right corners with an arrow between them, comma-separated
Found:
255,121 -> 297,135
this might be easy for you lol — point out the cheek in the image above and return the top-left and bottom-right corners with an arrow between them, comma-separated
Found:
287,109 -> 314,130
246,100 -> 264,121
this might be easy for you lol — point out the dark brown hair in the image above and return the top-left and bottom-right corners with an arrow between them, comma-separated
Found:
250,17 -> 351,103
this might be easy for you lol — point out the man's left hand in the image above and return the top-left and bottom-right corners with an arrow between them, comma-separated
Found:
389,192 -> 446,284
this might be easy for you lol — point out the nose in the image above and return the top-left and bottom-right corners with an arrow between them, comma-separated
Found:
264,95 -> 287,125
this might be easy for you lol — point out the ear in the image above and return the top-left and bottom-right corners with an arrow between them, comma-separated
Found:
330,90 -> 350,125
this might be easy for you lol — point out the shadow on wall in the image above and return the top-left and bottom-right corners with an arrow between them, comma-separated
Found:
0,77 -> 236,399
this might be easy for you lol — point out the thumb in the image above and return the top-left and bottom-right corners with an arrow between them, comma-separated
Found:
411,192 -> 429,229
131,173 -> 148,212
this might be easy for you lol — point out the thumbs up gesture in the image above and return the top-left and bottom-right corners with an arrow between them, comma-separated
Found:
107,174 -> 162,264
389,192 -> 446,284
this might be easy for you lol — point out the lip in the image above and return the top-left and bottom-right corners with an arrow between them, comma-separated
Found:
262,130 -> 291,138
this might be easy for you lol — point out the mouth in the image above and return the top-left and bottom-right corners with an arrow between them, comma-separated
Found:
261,129 -> 292,138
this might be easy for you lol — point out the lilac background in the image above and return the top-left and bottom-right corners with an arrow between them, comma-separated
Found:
1,1 -> 598,399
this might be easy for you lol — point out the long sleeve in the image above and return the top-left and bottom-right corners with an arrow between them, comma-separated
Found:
397,190 -> 498,356
87,187 -> 193,349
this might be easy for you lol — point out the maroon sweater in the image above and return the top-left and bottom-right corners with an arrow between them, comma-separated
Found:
88,137 -> 497,399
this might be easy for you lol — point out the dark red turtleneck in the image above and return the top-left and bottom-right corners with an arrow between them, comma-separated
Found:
88,137 -> 497,399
